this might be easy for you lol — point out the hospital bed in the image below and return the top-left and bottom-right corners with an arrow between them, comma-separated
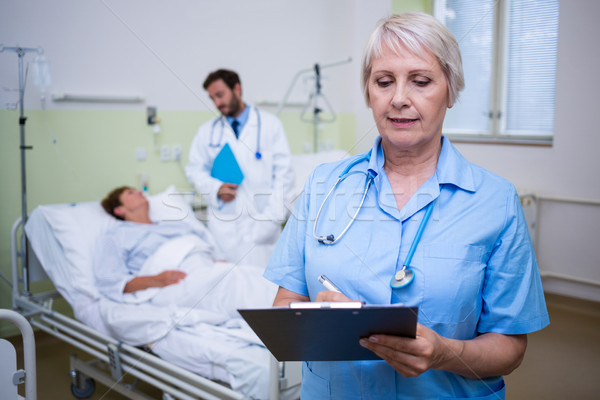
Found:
9,185 -> 303,400
8,150 -> 349,399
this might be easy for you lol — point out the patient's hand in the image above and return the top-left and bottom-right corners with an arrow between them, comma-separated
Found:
124,270 -> 187,293
154,270 -> 187,287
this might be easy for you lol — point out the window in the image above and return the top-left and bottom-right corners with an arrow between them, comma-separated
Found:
434,0 -> 559,143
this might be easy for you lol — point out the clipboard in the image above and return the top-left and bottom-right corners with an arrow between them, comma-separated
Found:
210,143 -> 244,185
238,303 -> 418,361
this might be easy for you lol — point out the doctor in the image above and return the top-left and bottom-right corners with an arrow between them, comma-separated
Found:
264,13 -> 549,399
186,69 -> 295,266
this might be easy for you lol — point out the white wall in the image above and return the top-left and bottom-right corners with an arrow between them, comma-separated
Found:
0,0 -> 389,114
453,0 -> 599,201
450,0 -> 600,301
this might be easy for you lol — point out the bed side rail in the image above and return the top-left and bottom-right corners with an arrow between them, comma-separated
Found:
15,296 -> 244,400
0,309 -> 37,400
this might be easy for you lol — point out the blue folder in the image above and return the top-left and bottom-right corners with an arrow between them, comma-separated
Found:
210,143 -> 244,185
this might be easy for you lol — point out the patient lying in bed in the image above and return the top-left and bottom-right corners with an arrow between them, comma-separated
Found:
93,186 -> 277,318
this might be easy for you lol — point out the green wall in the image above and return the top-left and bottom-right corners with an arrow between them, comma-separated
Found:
0,108 -> 355,335
392,0 -> 431,13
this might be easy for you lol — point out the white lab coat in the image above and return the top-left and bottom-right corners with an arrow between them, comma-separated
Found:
185,106 -> 295,267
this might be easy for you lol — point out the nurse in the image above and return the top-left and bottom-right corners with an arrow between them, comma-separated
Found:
264,12 -> 549,399
186,69 -> 295,266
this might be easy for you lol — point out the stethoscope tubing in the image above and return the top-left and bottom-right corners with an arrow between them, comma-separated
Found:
313,153 -> 373,245
313,171 -> 373,245
313,150 -> 437,289
401,198 -> 437,270
209,107 -> 262,159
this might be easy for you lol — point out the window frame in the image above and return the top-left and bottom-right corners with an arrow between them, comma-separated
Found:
434,0 -> 557,146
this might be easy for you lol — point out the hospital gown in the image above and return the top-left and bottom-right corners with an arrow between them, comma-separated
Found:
93,221 -> 215,302
93,220 -> 281,400
264,136 -> 549,399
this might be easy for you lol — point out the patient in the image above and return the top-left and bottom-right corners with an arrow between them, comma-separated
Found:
93,186 -> 277,316
97,186 -> 191,296
94,186 -> 284,400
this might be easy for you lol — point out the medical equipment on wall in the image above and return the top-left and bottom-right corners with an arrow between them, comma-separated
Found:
209,106 -> 263,159
1,44 -> 47,295
277,57 -> 352,152
312,152 -> 437,289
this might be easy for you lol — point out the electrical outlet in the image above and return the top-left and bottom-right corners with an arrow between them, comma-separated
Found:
160,145 -> 170,162
135,148 -> 147,161
172,145 -> 182,161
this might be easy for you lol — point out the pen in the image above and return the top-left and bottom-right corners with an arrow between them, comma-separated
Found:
318,274 -> 342,294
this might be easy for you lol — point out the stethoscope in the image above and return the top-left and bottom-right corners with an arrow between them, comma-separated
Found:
312,151 -> 437,289
209,106 -> 262,160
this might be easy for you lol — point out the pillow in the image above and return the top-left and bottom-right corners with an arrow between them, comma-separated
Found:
32,202 -> 118,300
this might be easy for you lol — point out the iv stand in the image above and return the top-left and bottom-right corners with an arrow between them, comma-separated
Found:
1,45 -> 43,296
277,57 -> 351,152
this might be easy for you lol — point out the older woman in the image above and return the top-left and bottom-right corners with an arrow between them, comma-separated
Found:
263,12 -> 549,399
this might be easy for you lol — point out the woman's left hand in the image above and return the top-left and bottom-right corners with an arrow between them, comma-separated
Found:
360,323 -> 527,378
359,323 -> 454,377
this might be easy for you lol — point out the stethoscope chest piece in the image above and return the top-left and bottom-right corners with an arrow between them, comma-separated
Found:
390,268 -> 415,289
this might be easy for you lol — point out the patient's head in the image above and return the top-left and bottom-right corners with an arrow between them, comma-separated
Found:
101,186 -> 130,220
101,186 -> 150,223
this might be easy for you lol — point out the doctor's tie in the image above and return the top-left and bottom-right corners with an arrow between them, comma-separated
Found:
231,120 -> 240,138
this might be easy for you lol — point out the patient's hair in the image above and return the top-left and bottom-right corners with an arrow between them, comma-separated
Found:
101,186 -> 130,220
203,69 -> 241,91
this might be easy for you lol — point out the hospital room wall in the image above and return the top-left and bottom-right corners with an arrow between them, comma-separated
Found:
0,0 -> 398,335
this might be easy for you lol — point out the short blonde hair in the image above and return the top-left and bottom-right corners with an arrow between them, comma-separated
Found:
361,12 -> 465,107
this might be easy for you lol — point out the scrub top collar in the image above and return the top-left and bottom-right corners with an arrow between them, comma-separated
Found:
435,135 -> 476,192
366,135 -> 477,221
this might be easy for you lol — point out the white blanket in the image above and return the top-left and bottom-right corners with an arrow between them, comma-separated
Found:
100,234 -> 278,346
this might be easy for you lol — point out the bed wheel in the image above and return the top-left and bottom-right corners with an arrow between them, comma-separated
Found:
70,377 -> 96,399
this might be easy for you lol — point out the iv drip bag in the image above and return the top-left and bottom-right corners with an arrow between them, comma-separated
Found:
32,54 -> 52,87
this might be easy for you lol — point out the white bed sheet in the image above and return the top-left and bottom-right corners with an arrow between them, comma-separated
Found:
24,186 -> 279,399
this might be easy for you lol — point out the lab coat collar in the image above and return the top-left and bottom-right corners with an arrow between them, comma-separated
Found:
225,103 -> 251,129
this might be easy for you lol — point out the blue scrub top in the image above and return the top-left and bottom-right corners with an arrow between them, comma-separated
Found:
264,136 -> 549,399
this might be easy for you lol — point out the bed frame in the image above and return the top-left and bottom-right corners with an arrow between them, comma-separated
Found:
10,217 -> 301,400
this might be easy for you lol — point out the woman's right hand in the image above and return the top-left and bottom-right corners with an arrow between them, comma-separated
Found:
315,290 -> 353,302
